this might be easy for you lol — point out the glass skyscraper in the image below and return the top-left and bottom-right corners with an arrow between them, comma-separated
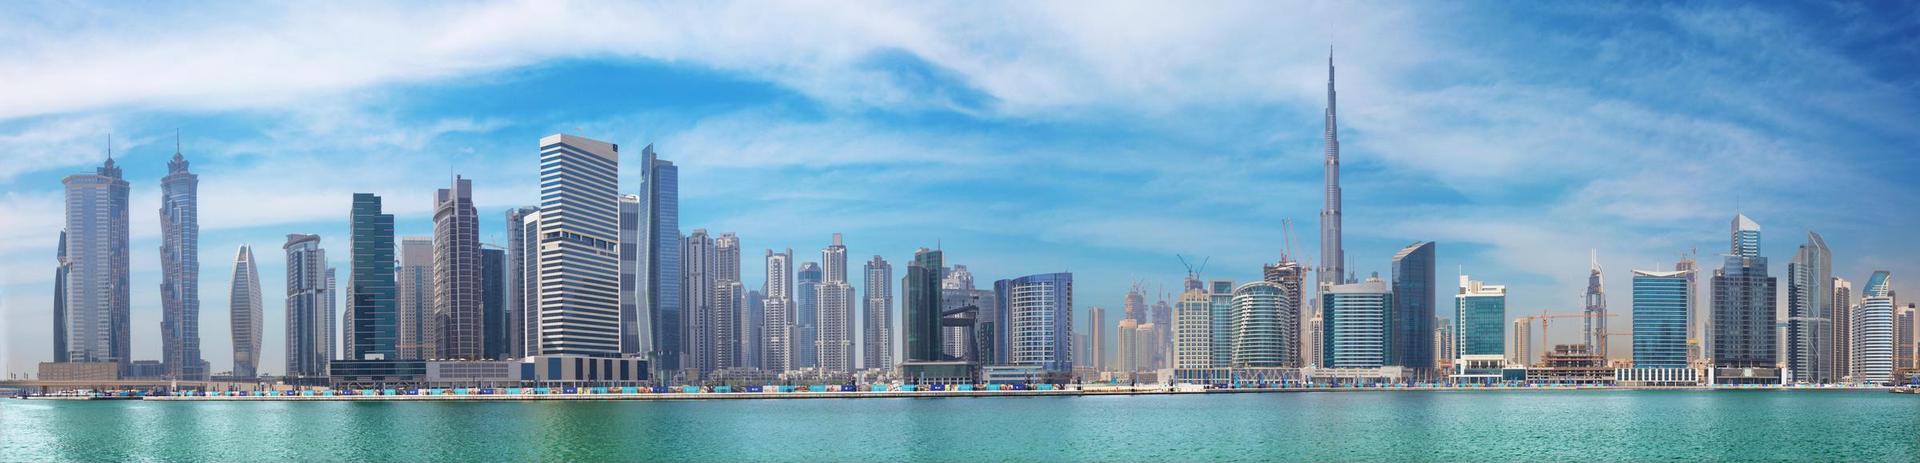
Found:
1390,242 -> 1435,370
1206,280 -> 1235,368
638,144 -> 682,371
1855,271 -> 1895,384
904,248 -> 944,363
229,245 -> 262,378
863,256 -> 894,370
795,261 -> 821,369
61,155 -> 130,369
1711,214 -> 1778,378
346,194 -> 396,361
1631,269 -> 1690,369
433,176 -> 484,360
1454,275 -> 1506,358
284,233 -> 334,378
1787,231 -> 1834,383
481,246 -> 507,359
1231,281 -> 1286,367
159,150 -> 207,380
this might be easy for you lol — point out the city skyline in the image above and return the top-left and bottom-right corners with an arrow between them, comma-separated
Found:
3,3 -> 1920,376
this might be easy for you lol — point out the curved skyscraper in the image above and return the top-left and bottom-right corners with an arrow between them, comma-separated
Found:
1231,281 -> 1286,368
159,148 -> 206,380
636,144 -> 682,371
229,245 -> 262,378
995,272 -> 1074,373
1261,258 -> 1305,368
1390,242 -> 1435,370
1855,271 -> 1894,384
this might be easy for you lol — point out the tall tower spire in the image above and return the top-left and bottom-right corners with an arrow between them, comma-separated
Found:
1318,48 -> 1345,295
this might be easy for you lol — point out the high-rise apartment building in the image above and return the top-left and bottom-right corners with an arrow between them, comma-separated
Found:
62,155 -> 131,369
284,234 -> 334,378
1787,231 -> 1834,383
1896,304 -> 1914,371
396,236 -> 433,359
1511,317 -> 1533,366
682,229 -> 716,374
1711,214 -> 1779,376
817,234 -> 856,373
763,249 -> 795,372
434,176 -> 484,360
1631,269 -> 1690,369
1206,280 -> 1236,368
52,231 -> 69,363
1323,276 -> 1391,368
1175,288 -> 1212,369
346,194 -> 397,361
535,134 -> 622,357
1391,242 -> 1435,370
619,196 -> 644,357
996,272 -> 1074,373
229,245 -> 262,378
159,149 -> 206,380
1117,318 -> 1141,374
1855,271 -> 1895,384
863,256 -> 894,370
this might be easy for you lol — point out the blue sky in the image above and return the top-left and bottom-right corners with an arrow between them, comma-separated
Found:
1,1 -> 1916,375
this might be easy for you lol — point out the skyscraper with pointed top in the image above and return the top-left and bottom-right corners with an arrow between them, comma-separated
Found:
1787,231 -> 1834,383
1584,250 -> 1607,358
62,146 -> 131,370
229,245 -> 262,378
1318,50 -> 1345,297
160,143 -> 207,380
1711,213 -> 1778,383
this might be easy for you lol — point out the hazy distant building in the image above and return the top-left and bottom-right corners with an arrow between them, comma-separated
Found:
1175,288 -> 1212,369
1087,307 -> 1107,372
62,155 -> 131,369
1511,318 -> 1534,366
284,234 -> 334,378
817,235 -> 856,373
1433,320 -> 1455,370
1631,269 -> 1690,369
744,289 -> 765,370
159,149 -> 207,380
396,236 -> 433,359
1390,242 -> 1436,371
434,176 -> 485,360
1711,214 -> 1779,380
52,231 -> 69,363
229,245 -> 263,378
1896,304 -> 1914,371
346,194 -> 397,361
1117,318 -> 1141,374
863,256 -> 894,370
1786,231 -> 1834,383
535,134 -> 622,357
795,262 -> 822,369
1323,276 -> 1391,369
763,249 -> 795,372
1585,251 -> 1609,359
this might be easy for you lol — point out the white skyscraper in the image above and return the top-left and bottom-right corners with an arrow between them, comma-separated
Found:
1854,271 -> 1895,384
62,154 -> 131,369
229,245 -> 262,378
535,134 -> 622,357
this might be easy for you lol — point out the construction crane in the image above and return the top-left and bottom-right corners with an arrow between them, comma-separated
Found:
1516,311 -> 1619,359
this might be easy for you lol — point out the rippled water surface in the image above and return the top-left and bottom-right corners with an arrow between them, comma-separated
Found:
3,390 -> 1918,461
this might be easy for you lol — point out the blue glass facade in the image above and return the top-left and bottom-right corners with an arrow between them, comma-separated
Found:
1207,280 -> 1234,368
640,145 -> 682,370
1390,242 -> 1435,369
1632,270 -> 1690,368
1455,279 -> 1505,357
1323,279 -> 1391,369
794,262 -> 821,369
348,193 -> 396,361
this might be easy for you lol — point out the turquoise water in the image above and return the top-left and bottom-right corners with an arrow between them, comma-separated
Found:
2,391 -> 1917,461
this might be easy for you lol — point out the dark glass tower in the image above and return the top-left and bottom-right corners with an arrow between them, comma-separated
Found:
481,246 -> 507,359
1390,241 -> 1436,371
904,248 -> 945,363
1712,214 -> 1778,371
346,193 -> 396,361
794,261 -> 822,369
